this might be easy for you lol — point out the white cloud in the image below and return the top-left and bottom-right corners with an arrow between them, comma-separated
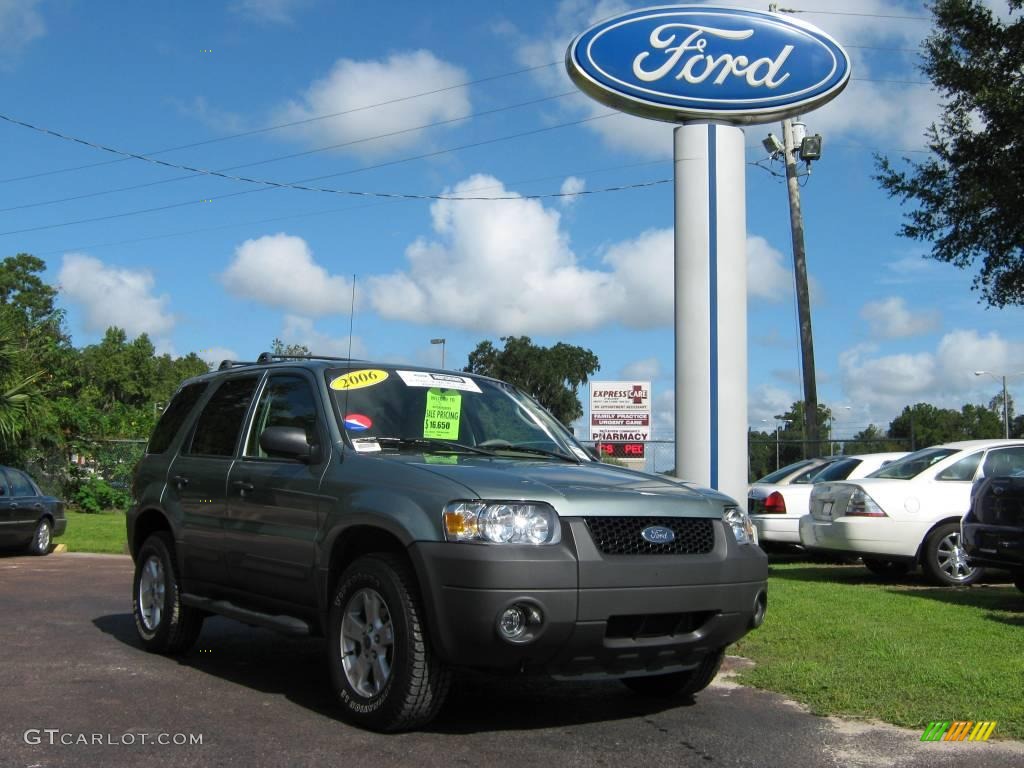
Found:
230,0 -> 309,24
58,254 -> 175,338
621,357 -> 661,380
368,174 -> 802,334
0,0 -> 45,64
747,236 -> 792,302
279,315 -> 366,359
749,384 -> 799,427
838,330 -> 1024,426
559,175 -> 586,206
222,233 -> 353,317
275,51 -> 471,156
861,296 -> 941,339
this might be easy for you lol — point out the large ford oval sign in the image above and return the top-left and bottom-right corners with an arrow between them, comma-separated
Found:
566,5 -> 850,125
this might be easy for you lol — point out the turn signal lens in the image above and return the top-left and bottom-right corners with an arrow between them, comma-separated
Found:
847,489 -> 887,517
763,491 -> 787,514
443,501 -> 560,545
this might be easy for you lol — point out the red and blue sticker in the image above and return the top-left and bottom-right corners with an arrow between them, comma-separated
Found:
344,414 -> 372,432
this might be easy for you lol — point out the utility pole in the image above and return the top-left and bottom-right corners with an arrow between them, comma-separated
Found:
782,117 -> 819,457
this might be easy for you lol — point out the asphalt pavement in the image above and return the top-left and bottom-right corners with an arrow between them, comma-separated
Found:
1,553 -> 1021,768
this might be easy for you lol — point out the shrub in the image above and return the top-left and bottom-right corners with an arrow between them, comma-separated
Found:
72,477 -> 131,514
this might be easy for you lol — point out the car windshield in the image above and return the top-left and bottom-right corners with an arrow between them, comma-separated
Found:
755,459 -> 818,484
868,447 -> 959,479
811,458 -> 859,482
326,367 -> 586,462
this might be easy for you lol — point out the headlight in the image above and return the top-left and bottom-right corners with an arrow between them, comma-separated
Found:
723,506 -> 756,545
443,501 -> 560,545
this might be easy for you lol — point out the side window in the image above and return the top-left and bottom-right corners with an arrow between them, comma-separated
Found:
148,382 -> 209,454
937,452 -> 982,481
981,447 -> 1024,478
8,470 -> 37,497
186,377 -> 260,457
245,376 -> 320,458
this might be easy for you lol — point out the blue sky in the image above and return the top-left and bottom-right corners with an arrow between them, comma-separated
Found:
1,0 -> 1021,446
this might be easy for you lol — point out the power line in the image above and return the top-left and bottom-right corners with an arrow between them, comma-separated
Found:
36,159 -> 670,256
0,90 -> 584,214
0,60 -> 563,186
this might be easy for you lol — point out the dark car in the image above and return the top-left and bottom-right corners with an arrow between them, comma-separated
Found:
127,354 -> 768,732
962,470 -> 1024,593
0,466 -> 66,555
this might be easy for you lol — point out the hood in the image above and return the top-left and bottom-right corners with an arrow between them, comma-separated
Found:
394,454 -> 729,519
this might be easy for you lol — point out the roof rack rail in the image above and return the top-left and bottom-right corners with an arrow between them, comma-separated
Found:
255,353 -> 356,363
217,359 -> 259,370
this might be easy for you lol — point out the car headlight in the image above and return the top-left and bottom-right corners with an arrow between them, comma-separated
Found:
443,501 -> 560,545
723,506 -> 756,545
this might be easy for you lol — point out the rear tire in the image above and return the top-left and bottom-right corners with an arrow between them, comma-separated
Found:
621,648 -> 724,699
27,518 -> 52,556
328,553 -> 451,732
921,522 -> 982,586
132,532 -> 203,654
862,557 -> 911,579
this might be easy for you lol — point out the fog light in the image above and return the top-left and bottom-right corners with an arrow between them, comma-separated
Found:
751,590 -> 768,629
499,607 -> 526,639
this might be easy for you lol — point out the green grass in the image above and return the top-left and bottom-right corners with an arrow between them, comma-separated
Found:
61,510 -> 128,554
733,561 -> 1024,739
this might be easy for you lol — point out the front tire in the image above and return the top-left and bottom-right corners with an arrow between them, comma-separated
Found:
921,523 -> 982,586
862,557 -> 911,579
27,518 -> 52,556
621,648 -> 724,699
328,554 -> 451,732
132,532 -> 203,654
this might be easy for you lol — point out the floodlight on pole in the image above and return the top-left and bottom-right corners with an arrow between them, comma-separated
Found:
974,370 -> 1024,439
430,338 -> 446,368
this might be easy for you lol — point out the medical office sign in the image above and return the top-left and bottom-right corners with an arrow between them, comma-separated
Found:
590,381 -> 652,442
565,5 -> 850,125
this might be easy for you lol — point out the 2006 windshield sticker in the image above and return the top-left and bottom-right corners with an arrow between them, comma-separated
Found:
423,389 -> 462,440
330,369 -> 389,391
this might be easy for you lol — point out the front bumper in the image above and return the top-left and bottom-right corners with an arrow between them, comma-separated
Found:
409,518 -> 767,679
963,520 -> 1024,571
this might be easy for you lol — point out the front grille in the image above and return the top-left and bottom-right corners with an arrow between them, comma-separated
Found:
584,517 -> 715,555
606,611 -> 717,639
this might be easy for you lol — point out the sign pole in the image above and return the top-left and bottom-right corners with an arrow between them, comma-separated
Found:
674,123 -> 747,504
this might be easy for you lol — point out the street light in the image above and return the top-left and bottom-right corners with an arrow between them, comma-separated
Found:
762,418 -> 792,470
430,338 -> 446,368
828,406 -> 852,456
974,370 -> 1024,439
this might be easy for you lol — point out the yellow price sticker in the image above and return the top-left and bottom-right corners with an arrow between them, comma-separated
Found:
330,369 -> 389,391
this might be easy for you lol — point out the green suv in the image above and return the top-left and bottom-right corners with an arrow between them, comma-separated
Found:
128,354 -> 767,731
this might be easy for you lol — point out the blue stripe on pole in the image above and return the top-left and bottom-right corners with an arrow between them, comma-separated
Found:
708,124 -> 718,489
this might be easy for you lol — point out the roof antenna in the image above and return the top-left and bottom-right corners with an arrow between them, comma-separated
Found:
343,274 -> 357,437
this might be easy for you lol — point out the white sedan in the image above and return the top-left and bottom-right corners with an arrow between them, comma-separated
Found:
799,439 -> 1024,585
749,452 -> 906,545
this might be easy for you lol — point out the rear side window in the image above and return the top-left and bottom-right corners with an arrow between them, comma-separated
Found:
148,382 -> 209,454
186,377 -> 260,457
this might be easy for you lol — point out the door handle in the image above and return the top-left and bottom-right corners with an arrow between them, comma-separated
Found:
232,480 -> 254,493
33,503 -> 43,510
172,475 -> 190,488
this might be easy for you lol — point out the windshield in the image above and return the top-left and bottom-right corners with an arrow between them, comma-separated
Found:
812,458 -> 859,482
755,459 -> 818,484
869,447 -> 959,479
326,367 -> 587,462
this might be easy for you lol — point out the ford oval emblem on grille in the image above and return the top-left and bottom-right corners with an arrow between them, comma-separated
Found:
641,525 -> 676,544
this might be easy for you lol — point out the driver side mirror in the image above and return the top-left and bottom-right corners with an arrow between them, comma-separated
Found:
260,426 -> 321,464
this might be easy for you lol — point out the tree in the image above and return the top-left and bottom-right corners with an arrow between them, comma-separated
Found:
271,338 -> 312,357
889,401 -> 1003,447
0,317 -> 45,459
464,336 -> 599,425
775,400 -> 832,460
874,1 -> 1024,307
848,424 -> 903,454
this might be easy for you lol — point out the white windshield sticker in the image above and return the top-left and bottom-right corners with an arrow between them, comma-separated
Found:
396,370 -> 481,393
351,438 -> 381,453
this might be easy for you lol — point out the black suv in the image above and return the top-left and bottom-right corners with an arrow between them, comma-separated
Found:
128,354 -> 768,731
962,471 -> 1024,593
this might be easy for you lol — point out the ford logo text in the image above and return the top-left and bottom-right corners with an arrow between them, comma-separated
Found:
566,5 -> 850,125
641,525 -> 676,544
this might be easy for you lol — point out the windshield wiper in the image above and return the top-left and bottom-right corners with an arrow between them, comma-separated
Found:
488,444 -> 581,464
374,437 -> 497,456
